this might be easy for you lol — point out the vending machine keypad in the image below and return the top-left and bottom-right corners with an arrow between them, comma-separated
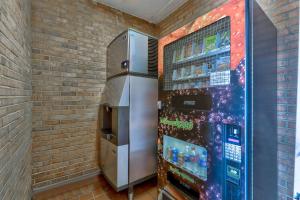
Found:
225,143 -> 241,162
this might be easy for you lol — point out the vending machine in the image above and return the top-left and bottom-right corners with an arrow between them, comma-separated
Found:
157,0 -> 277,200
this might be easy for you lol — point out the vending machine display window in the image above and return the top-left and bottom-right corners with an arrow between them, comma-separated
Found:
163,135 -> 207,181
163,17 -> 231,91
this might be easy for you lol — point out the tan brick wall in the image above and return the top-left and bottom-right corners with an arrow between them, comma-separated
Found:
31,0 -> 156,189
158,0 -> 299,199
0,0 -> 32,199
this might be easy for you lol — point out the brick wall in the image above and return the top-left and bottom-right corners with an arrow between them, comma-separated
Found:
31,0 -> 156,190
158,0 -> 299,199
0,0 -> 32,199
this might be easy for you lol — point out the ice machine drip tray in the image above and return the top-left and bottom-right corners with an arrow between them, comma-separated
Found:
100,105 -> 112,134
99,104 -> 129,146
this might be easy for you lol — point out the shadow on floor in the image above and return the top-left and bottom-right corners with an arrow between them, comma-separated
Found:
33,175 -> 157,200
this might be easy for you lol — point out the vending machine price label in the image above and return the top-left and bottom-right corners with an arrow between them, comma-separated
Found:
210,70 -> 231,86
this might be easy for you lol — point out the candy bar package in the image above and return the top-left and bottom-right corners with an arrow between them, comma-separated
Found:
217,31 -> 230,48
216,56 -> 230,71
184,42 -> 193,58
204,35 -> 217,52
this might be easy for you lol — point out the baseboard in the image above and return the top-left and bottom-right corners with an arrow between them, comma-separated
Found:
32,169 -> 101,195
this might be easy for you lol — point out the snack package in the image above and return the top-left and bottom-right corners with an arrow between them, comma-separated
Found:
172,69 -> 178,80
193,40 -> 204,55
194,66 -> 203,77
172,50 -> 177,63
191,65 -> 196,77
217,31 -> 230,48
201,63 -> 209,75
180,68 -> 186,79
177,84 -> 183,90
184,42 -> 193,58
195,81 -> 202,88
204,35 -> 217,52
191,81 -> 197,88
208,61 -> 215,72
174,47 -> 184,63
173,84 -> 178,90
184,83 -> 190,89
184,66 -> 192,78
216,56 -> 230,71
203,80 -> 209,88
176,69 -> 182,80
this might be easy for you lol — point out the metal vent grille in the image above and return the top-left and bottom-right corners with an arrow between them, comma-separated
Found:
163,17 -> 231,90
148,38 -> 158,76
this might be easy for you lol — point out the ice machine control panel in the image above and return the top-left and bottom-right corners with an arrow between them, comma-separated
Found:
223,124 -> 242,200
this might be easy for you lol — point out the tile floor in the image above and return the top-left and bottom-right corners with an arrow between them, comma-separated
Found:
33,176 -> 157,200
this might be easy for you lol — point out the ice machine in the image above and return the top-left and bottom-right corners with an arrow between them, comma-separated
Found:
157,0 -> 277,200
100,29 -> 158,191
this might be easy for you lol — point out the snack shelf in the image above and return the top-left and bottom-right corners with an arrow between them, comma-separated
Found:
163,16 -> 231,91
172,45 -> 230,65
173,74 -> 210,82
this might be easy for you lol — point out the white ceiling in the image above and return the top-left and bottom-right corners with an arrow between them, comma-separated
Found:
93,0 -> 188,24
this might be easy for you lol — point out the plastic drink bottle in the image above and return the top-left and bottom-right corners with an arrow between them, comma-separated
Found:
190,147 -> 198,173
172,147 -> 178,163
184,145 -> 191,170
